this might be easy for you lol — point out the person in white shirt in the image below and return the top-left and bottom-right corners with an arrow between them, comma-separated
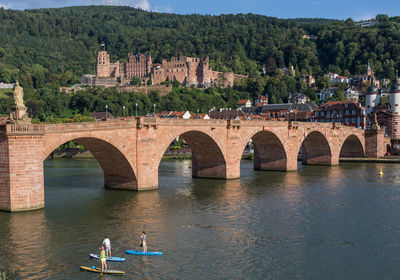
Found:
140,231 -> 147,253
102,236 -> 111,258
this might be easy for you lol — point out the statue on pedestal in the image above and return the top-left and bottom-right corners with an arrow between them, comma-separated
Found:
370,112 -> 380,130
8,81 -> 31,124
13,80 -> 24,107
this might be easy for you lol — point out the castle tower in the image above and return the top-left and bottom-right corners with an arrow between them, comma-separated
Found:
366,78 -> 380,115
96,51 -> 111,78
390,72 -> 400,139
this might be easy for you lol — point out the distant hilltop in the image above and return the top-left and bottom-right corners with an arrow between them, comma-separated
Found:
0,6 -> 400,86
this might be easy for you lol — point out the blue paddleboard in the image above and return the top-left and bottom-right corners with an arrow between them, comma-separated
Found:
90,253 -> 126,262
125,250 -> 163,256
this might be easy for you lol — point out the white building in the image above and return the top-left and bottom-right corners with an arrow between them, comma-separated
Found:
346,88 -> 360,102
237,99 -> 252,108
316,89 -> 336,102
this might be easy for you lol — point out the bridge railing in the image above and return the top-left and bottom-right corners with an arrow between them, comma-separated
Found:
0,123 -> 45,135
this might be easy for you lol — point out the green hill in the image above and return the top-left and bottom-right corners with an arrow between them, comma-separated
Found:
0,6 -> 399,84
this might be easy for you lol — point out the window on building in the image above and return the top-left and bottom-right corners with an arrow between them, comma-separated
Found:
352,109 -> 356,114
315,112 -> 319,117
345,103 -> 349,108
339,110 -> 343,116
352,118 -> 356,123
321,111 -> 324,116
326,111 -> 330,117
345,110 -> 349,115
345,118 -> 349,123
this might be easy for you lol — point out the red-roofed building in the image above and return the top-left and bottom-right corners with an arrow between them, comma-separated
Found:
313,101 -> 367,128
190,113 -> 210,119
157,111 -> 191,119
237,99 -> 252,108
255,96 -> 268,106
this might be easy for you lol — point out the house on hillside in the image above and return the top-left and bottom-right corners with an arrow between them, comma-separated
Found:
158,111 -> 191,119
316,88 -> 336,102
312,101 -> 366,128
209,108 -> 248,120
237,99 -> 252,108
190,113 -> 210,119
261,102 -> 317,121
300,74 -> 315,88
289,92 -> 310,104
346,88 -> 360,102
255,95 -> 268,106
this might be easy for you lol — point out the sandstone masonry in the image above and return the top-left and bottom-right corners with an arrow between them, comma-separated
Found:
0,119 -> 385,212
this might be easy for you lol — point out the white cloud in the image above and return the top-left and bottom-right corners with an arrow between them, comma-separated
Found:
133,0 -> 150,10
153,4 -> 172,13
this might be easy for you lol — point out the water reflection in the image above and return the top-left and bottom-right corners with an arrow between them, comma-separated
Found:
1,159 -> 400,279
2,211 -> 50,279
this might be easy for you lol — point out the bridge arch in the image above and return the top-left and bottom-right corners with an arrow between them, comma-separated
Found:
339,134 -> 365,158
43,136 -> 137,190
241,130 -> 288,171
157,129 -> 227,178
299,131 -> 332,165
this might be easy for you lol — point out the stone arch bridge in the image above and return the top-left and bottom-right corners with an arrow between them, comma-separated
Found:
0,118 -> 385,212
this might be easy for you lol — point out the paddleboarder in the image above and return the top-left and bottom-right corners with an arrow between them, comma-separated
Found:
140,231 -> 147,253
99,246 -> 107,271
102,236 -> 111,257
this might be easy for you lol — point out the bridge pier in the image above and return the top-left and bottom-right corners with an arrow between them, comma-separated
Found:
0,132 -> 45,212
365,129 -> 385,158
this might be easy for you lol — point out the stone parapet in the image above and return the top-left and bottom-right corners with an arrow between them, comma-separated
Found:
0,124 -> 44,136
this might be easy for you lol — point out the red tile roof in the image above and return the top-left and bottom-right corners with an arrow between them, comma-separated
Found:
237,99 -> 250,105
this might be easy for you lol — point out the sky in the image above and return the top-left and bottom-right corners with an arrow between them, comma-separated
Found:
0,0 -> 399,20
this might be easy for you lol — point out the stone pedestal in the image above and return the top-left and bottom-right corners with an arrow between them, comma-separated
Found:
9,106 -> 31,124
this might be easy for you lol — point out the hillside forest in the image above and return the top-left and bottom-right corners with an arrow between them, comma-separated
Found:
0,7 -> 400,120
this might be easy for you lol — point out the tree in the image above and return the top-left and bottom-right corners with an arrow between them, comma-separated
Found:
131,76 -> 141,86
172,79 -> 181,88
316,76 -> 331,89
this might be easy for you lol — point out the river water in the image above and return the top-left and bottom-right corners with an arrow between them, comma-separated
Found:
1,159 -> 400,279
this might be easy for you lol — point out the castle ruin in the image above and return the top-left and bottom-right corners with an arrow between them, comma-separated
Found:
82,51 -> 245,88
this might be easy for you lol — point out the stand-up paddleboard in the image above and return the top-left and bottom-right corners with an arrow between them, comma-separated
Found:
80,266 -> 125,275
126,250 -> 163,256
90,253 -> 126,262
